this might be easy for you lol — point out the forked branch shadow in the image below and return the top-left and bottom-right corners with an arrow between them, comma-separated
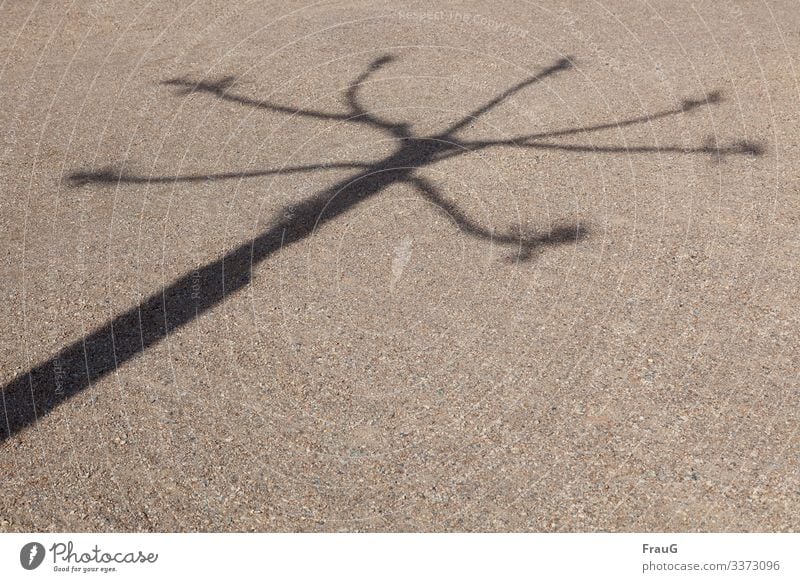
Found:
2,54 -> 762,442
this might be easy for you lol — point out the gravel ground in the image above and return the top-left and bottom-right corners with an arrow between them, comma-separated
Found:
1,0 -> 798,531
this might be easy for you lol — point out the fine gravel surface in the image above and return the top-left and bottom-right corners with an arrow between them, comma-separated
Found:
1,1 -> 798,532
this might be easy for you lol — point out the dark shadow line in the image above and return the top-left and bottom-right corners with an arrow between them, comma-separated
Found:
68,162 -> 370,186
2,53 -> 762,442
492,139 -> 764,156
412,176 -> 587,259
162,54 -> 406,136
1,163 -> 406,442
471,91 -> 723,145
162,76 -> 354,123
440,57 -> 574,136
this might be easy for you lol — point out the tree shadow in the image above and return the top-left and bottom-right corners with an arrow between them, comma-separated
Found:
2,54 -> 762,442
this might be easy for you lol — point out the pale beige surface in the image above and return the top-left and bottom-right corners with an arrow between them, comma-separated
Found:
1,0 -> 798,531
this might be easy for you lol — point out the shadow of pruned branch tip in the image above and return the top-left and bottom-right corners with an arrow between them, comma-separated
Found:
556,56 -> 575,70
734,141 -> 763,156
370,55 -> 396,68
682,90 -> 723,111
67,166 -> 121,187
546,223 -> 589,244
162,75 -> 236,96
505,223 -> 588,263
701,136 -> 764,157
